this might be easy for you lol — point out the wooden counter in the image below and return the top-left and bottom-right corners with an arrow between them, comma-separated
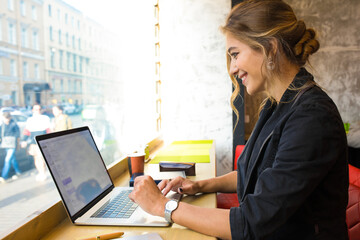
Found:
40,142 -> 217,240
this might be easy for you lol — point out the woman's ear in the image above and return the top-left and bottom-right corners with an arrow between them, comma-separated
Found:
268,38 -> 278,57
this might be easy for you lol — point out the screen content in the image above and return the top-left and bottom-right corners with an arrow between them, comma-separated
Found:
37,129 -> 112,216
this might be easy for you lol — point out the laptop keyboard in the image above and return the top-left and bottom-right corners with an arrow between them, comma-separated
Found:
91,190 -> 138,219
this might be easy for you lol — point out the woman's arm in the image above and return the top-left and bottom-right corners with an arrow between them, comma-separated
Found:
129,175 -> 232,239
172,201 -> 231,239
159,170 -> 238,196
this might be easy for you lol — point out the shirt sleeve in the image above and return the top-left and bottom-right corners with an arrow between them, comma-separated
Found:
229,100 -> 347,239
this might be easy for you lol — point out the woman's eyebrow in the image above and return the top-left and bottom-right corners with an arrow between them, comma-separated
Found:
227,47 -> 237,54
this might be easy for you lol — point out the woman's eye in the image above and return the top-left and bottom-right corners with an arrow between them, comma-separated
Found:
230,52 -> 239,60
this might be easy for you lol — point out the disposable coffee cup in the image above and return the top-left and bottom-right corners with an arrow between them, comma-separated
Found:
128,153 -> 145,177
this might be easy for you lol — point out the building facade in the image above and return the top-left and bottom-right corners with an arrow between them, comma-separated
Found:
0,0 -> 120,108
43,0 -> 120,108
0,0 -> 46,107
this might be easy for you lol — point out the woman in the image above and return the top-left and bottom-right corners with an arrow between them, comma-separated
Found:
52,105 -> 72,132
129,1 -> 348,239
0,112 -> 21,182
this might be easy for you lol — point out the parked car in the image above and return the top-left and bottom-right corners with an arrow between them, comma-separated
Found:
62,103 -> 76,115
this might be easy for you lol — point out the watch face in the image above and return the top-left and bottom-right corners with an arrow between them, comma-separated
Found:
167,200 -> 178,210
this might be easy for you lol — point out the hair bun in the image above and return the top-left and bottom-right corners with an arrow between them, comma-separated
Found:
294,28 -> 320,65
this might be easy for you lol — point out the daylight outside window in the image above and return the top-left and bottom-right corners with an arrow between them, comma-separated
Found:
0,0 -> 157,235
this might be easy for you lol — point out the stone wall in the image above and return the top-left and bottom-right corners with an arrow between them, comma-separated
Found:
286,0 -> 360,124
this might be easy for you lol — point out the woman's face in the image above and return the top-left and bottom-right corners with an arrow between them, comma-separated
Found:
226,34 -> 266,95
2,116 -> 10,125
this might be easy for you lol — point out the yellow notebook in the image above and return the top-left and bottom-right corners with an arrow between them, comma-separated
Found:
150,140 -> 213,164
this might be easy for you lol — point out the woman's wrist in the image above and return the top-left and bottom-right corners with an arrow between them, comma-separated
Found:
197,178 -> 213,193
156,196 -> 169,217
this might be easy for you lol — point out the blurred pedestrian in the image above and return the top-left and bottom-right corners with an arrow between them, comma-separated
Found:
21,104 -> 51,181
0,112 -> 21,183
52,105 -> 72,132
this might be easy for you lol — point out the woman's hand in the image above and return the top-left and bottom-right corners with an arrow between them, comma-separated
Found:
158,176 -> 200,196
128,175 -> 168,217
20,141 -> 27,148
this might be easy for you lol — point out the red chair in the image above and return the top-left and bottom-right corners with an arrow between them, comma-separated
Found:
216,145 -> 244,209
347,164 -> 360,240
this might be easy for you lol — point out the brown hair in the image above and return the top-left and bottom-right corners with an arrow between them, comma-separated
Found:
221,0 -> 320,125
3,112 -> 12,120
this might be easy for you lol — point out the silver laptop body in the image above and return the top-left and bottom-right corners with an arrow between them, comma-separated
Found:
36,126 -> 177,227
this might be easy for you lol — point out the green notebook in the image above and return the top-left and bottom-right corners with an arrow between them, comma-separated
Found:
150,140 -> 213,164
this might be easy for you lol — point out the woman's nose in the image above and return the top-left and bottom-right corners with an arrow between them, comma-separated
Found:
229,60 -> 239,76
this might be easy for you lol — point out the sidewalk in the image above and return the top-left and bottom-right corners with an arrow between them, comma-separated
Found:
0,169 -> 59,235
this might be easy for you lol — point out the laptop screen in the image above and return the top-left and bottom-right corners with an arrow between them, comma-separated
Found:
37,128 -> 113,216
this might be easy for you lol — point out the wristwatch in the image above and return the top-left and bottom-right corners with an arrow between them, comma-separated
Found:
164,199 -> 179,223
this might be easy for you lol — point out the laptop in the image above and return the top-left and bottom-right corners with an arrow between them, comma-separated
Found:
35,126 -> 180,226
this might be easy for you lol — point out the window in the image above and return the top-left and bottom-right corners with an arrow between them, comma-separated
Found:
0,18 -> 2,41
20,0 -> 26,16
66,32 -> 69,46
73,53 -> 76,72
49,26 -> 53,41
21,27 -> 28,48
10,59 -> 16,76
34,63 -> 39,79
68,79 -> 71,92
66,52 -> 70,71
58,29 -> 62,44
59,50 -> 63,69
72,35 -> 75,48
79,56 -> 83,73
74,80 -> 77,92
52,78 -> 56,92
23,61 -> 28,78
0,1 -> 158,237
60,79 -> 64,92
8,0 -> 14,11
8,22 -> 16,44
50,49 -> 55,68
32,5 -> 37,20
0,58 -> 3,75
32,30 -> 39,50
48,4 -> 52,17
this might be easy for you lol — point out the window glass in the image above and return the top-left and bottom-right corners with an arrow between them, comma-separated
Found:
32,30 -> 38,50
8,22 -> 16,44
23,61 -> 28,78
20,0 -> 26,16
58,29 -> 62,44
0,18 -> 2,40
21,27 -> 27,48
49,26 -> 53,41
8,0 -> 14,11
32,5 -> 37,20
34,63 -> 39,79
0,0 -> 157,235
10,59 -> 16,76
